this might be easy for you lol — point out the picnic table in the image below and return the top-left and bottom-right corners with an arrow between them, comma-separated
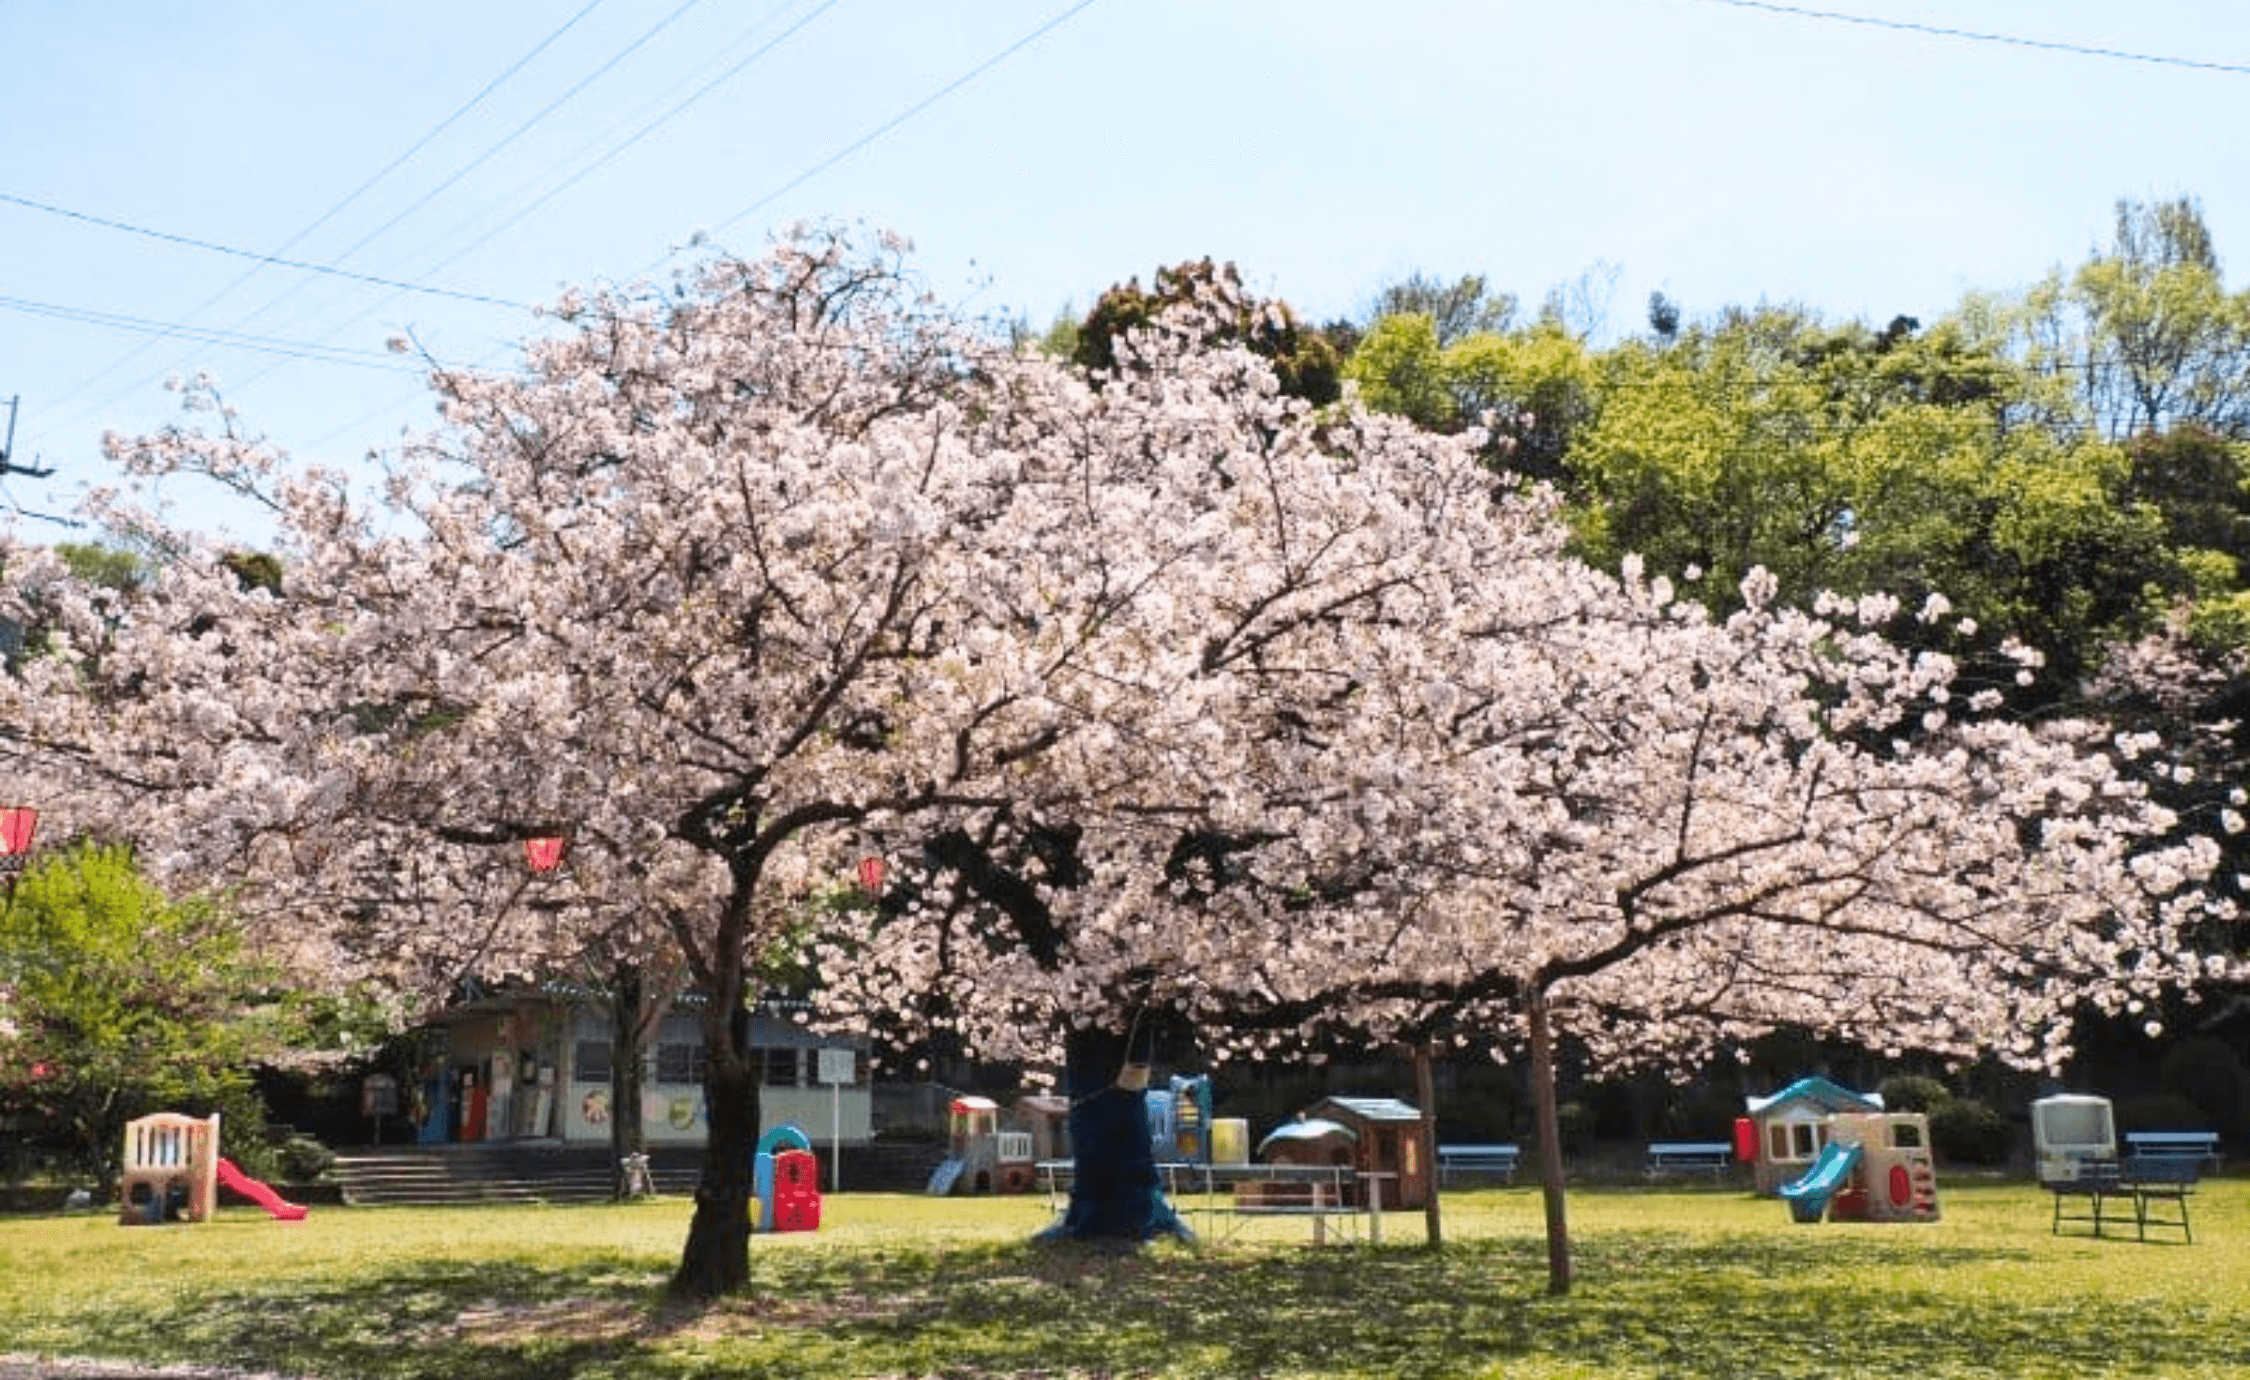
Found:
2049,1157 -> 2198,1243
1038,1159 -> 1376,1245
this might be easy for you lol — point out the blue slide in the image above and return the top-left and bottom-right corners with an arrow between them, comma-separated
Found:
1780,1141 -> 1862,1223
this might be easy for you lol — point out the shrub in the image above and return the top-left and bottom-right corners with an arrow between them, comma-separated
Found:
1552,1100 -> 1594,1154
1876,1075 -> 1950,1114
1660,1089 -> 1742,1141
1928,1098 -> 2011,1164
2159,1037 -> 2250,1138
2114,1092 -> 2207,1132
277,1134 -> 335,1183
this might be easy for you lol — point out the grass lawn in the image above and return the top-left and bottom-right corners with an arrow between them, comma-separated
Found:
2,1179 -> 2244,1379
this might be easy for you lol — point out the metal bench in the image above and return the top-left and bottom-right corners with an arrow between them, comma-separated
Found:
1645,1141 -> 1734,1179
2123,1131 -> 2222,1172
2050,1157 -> 2197,1243
1436,1143 -> 1520,1186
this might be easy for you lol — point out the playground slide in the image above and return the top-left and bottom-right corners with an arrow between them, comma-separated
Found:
925,1157 -> 966,1196
1779,1141 -> 1862,1224
214,1157 -> 310,1221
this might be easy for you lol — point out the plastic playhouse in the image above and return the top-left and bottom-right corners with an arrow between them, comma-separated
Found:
931,1075 -> 1241,1196
1738,1079 -> 1938,1224
117,1112 -> 307,1224
753,1124 -> 821,1232
926,1095 -> 1037,1195
1143,1075 -> 1215,1162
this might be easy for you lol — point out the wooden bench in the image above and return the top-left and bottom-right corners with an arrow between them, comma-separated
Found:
2124,1130 -> 2222,1172
2050,1157 -> 2197,1243
1232,1177 -> 1344,1212
1645,1141 -> 1734,1179
1436,1143 -> 1520,1186
1228,1170 -> 1367,1244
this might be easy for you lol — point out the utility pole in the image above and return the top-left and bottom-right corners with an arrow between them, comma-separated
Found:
1,395 -> 54,478
0,394 -> 80,529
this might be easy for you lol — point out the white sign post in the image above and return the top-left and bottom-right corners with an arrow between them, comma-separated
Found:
817,1047 -> 855,1193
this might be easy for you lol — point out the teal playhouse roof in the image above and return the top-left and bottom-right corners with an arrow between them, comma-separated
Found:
1744,1076 -> 1883,1117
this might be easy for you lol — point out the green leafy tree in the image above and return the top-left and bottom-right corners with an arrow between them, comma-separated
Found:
52,543 -> 148,593
0,845 -> 314,1180
1073,258 -> 1343,404
1366,271 -> 1517,346
2007,197 -> 2250,442
1345,312 -> 1598,481
1566,309 -> 2171,681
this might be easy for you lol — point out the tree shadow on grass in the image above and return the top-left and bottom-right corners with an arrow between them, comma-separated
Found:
35,1232 -> 2250,1379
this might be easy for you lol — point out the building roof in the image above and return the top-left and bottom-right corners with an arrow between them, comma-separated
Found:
1312,1096 -> 1423,1123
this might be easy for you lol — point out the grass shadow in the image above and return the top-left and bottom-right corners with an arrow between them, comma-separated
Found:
14,1209 -> 2248,1378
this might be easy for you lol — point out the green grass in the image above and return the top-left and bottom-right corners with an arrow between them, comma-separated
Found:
2,1181 -> 2245,1378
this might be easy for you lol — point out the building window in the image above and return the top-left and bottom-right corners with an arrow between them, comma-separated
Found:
573,1039 -> 612,1085
655,1042 -> 707,1086
763,1047 -> 800,1087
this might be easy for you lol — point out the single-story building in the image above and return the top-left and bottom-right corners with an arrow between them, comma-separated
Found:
407,984 -> 872,1148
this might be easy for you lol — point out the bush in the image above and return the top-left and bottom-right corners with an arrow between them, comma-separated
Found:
1875,1075 -> 1950,1114
2159,1037 -> 2250,1138
2115,1092 -> 2207,1133
277,1134 -> 335,1183
1552,1100 -> 1594,1154
1659,1089 -> 1742,1141
1928,1098 -> 2010,1165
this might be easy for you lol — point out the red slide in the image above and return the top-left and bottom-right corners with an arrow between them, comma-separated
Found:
214,1157 -> 310,1221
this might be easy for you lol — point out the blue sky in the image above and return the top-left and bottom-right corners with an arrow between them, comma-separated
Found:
3,0 -> 2244,541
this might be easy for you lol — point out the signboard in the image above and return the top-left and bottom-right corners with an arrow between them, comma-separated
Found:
817,1048 -> 855,1086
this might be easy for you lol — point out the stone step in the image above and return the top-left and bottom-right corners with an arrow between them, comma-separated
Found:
326,1140 -> 948,1205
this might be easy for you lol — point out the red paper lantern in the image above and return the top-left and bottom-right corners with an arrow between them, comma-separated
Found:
857,856 -> 885,894
0,806 -> 37,857
524,836 -> 568,874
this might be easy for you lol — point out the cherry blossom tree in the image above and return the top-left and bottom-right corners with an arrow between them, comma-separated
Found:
6,228 -> 2236,1305
826,524 -> 2238,1295
2,229 -> 1532,1293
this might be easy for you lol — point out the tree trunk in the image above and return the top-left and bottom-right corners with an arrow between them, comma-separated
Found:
1414,1041 -> 1443,1248
670,997 -> 760,1299
1035,1024 -> 1192,1245
608,961 -> 647,1200
1527,989 -> 1572,1296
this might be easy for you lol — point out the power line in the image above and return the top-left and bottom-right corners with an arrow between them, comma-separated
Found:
714,0 -> 1107,238
39,0 -> 614,419
405,0 -> 841,285
1682,0 -> 2250,76
194,0 -> 730,410
246,0 -> 838,386
0,191 -> 530,311
0,294 -> 440,372
312,0 -> 709,282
